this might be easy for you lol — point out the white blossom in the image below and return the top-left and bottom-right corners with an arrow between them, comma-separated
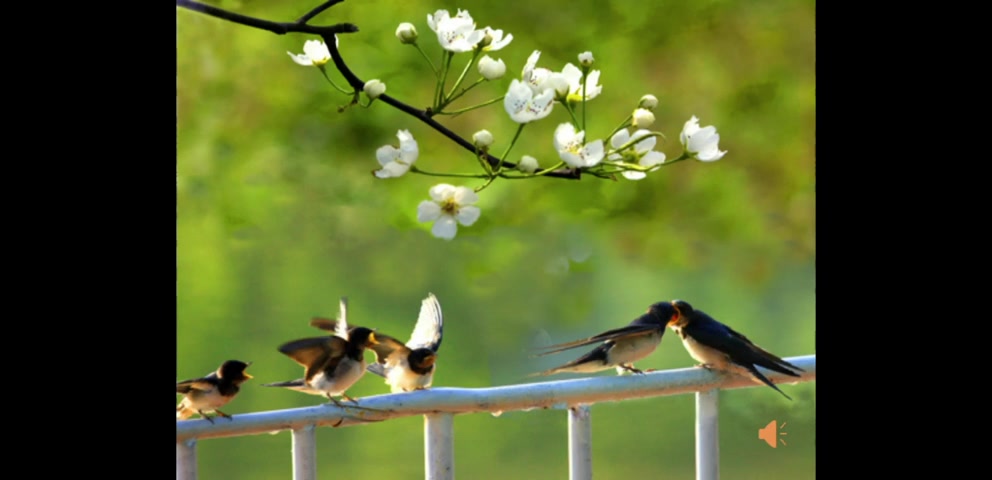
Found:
287,39 -> 331,67
374,130 -> 418,178
478,27 -> 513,51
504,79 -> 554,123
554,123 -> 604,168
427,9 -> 484,52
680,116 -> 727,162
560,63 -> 602,102
478,55 -> 506,80
417,184 -> 481,240
609,129 -> 666,180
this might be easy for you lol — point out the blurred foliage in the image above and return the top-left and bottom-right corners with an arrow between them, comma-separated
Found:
177,0 -> 815,478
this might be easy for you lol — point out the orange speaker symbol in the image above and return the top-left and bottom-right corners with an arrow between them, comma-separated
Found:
758,420 -> 788,448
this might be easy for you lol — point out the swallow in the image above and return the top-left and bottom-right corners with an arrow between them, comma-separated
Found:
669,299 -> 805,400
311,293 -> 444,393
531,301 -> 680,376
176,360 -> 253,423
263,297 -> 379,407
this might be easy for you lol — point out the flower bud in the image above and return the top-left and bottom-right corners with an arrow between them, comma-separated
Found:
396,23 -> 418,44
473,129 -> 494,148
632,108 -> 655,128
363,79 -> 386,99
639,94 -> 658,110
518,155 -> 539,173
478,55 -> 506,80
578,51 -> 594,67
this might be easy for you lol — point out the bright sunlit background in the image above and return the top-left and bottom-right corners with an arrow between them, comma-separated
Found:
177,0 -> 815,478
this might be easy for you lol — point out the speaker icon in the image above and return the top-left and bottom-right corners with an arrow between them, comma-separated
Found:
758,420 -> 788,448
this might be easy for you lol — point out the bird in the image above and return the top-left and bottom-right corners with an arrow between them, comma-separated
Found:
263,297 -> 380,407
310,293 -> 444,393
530,301 -> 680,376
668,299 -> 805,400
176,360 -> 253,423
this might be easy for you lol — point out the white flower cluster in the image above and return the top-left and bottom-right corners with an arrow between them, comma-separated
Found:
285,8 -> 727,240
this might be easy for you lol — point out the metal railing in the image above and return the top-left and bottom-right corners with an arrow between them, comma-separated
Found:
176,354 -> 816,480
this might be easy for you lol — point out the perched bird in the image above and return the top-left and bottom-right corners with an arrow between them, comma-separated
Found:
176,360 -> 253,423
531,301 -> 680,376
311,293 -> 444,393
668,299 -> 805,400
263,297 -> 380,406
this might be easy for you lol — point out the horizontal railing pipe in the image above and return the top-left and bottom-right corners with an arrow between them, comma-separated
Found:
177,354 -> 815,442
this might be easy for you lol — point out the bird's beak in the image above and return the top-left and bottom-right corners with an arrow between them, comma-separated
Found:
368,332 -> 379,345
669,302 -> 682,326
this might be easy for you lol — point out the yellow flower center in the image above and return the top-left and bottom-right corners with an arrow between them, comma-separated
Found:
440,198 -> 459,215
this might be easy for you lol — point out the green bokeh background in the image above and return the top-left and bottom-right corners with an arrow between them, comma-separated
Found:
177,0 -> 815,478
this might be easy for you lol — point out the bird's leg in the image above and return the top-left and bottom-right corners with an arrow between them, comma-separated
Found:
199,411 -> 216,424
342,393 -> 358,404
621,364 -> 645,374
215,409 -> 233,421
325,395 -> 344,407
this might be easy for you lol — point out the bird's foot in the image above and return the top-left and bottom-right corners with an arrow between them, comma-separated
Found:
199,411 -> 216,424
621,364 -> 645,375
696,363 -> 715,370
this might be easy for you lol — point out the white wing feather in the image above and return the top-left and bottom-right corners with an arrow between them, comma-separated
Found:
406,293 -> 443,352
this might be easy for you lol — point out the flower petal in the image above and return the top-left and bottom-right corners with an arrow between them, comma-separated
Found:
610,130 -> 630,149
287,52 -> 312,66
376,145 -> 399,167
429,184 -> 457,202
622,171 -> 647,180
431,216 -> 458,240
417,201 -> 442,222
455,205 -> 481,226
374,162 -> 410,178
452,186 -> 479,206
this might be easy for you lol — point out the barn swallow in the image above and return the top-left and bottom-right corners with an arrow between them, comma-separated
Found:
669,299 -> 805,400
311,293 -> 444,393
176,360 -> 253,423
263,297 -> 379,407
531,301 -> 680,376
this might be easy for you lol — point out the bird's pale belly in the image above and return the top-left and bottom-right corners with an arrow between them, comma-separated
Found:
310,358 -> 366,395
183,389 -> 227,411
608,331 -> 661,365
680,335 -> 730,368
386,361 -> 434,393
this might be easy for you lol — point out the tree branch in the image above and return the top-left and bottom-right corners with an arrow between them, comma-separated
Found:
176,0 -> 358,36
176,0 -> 581,180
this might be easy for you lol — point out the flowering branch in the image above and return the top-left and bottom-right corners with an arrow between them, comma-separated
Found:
178,1 -> 728,240
175,0 -> 581,180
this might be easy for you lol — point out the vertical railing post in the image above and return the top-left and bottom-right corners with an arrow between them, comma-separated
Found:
695,389 -> 719,480
176,439 -> 197,480
424,413 -> 455,480
568,405 -> 592,480
292,424 -> 317,480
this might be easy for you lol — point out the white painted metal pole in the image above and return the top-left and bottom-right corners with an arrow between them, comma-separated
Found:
176,439 -> 197,480
177,355 -> 815,441
292,424 -> 317,480
424,413 -> 454,480
695,389 -> 719,480
568,405 -> 592,480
